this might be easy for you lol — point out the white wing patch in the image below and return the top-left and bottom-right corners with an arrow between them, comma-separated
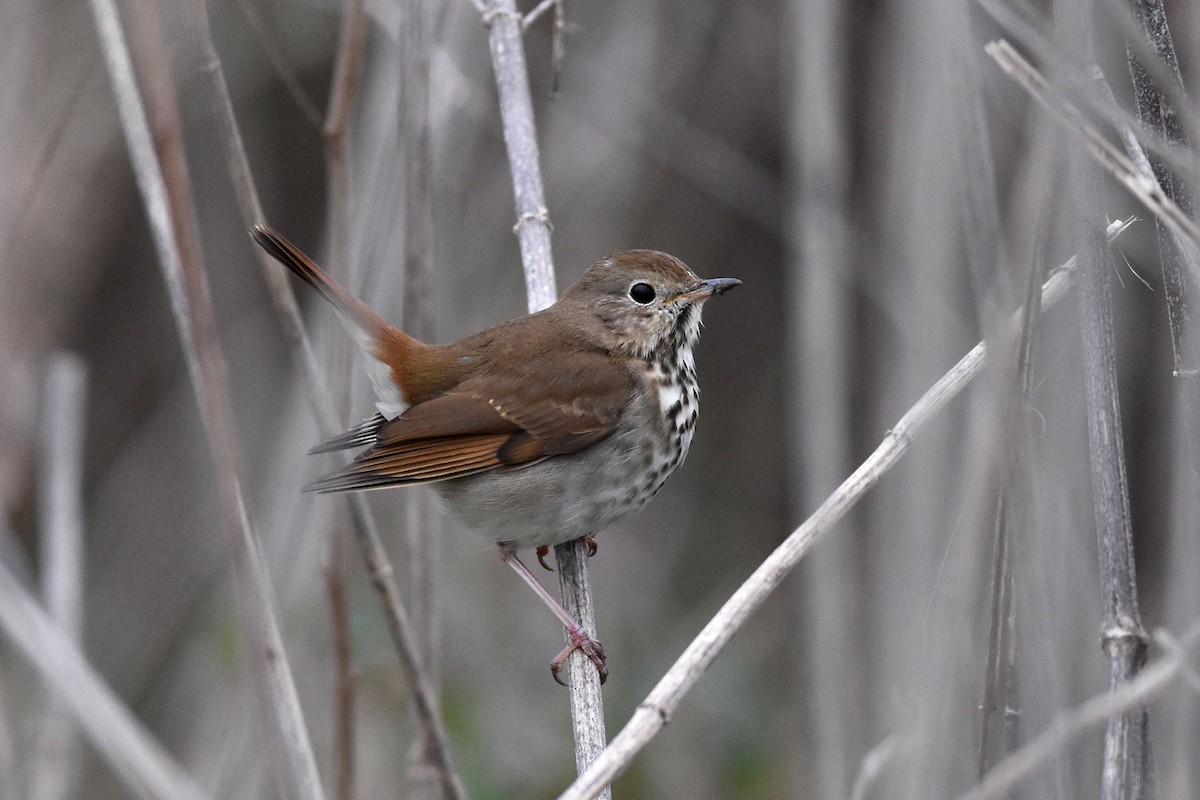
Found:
360,348 -> 406,420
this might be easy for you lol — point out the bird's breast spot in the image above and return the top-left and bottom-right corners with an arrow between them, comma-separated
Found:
657,382 -> 684,417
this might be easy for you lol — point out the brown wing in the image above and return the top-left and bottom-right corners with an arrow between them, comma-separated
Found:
304,351 -> 632,493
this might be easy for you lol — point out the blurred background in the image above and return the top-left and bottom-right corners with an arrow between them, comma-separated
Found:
2,0 -> 1199,797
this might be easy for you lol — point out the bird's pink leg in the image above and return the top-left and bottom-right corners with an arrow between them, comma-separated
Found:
498,545 -> 607,685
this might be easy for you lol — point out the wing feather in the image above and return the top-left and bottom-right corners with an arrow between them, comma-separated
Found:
304,340 -> 635,493
306,434 -> 510,492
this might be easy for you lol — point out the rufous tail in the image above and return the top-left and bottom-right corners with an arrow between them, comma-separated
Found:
251,224 -> 390,339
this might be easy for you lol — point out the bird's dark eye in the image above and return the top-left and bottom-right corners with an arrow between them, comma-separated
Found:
628,282 -> 656,304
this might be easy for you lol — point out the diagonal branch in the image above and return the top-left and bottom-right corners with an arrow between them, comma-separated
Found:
180,2 -> 469,798
557,219 -> 1134,800
986,40 -> 1200,279
954,619 -> 1200,800
1124,0 -> 1200,488
0,523 -> 212,800
88,0 -> 324,795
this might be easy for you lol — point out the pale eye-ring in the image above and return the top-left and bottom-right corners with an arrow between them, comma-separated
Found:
628,282 -> 657,304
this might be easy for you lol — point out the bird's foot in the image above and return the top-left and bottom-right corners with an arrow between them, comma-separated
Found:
535,536 -> 598,571
551,626 -> 607,686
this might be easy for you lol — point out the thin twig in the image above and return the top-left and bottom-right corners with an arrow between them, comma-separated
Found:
978,215 -> 1049,778
479,0 -> 608,790
974,0 -> 1200,188
522,0 -> 556,30
88,0 -> 325,796
180,4 -> 469,798
1062,27 -> 1150,787
847,736 -> 899,800
552,0 -> 566,95
555,542 -> 608,776
985,40 -> 1200,283
399,0 -> 445,796
31,354 -> 88,800
556,219 -> 1134,800
0,539 -> 212,800
234,0 -> 324,129
482,0 -> 556,309
0,680 -> 14,794
321,0 -> 367,794
954,620 -> 1200,800
788,0 -> 856,793
324,519 -> 356,800
1124,0 -> 1200,488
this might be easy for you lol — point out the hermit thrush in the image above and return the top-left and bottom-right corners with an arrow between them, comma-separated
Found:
252,224 -> 739,682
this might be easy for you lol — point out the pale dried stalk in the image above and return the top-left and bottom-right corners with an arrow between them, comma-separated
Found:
479,0 -> 608,789
1125,0 -> 1200,486
181,3 -> 468,797
483,0 -> 557,309
399,0 -> 445,797
1077,216 -> 1148,800
954,619 -> 1200,800
986,40 -> 1200,276
0,681 -> 14,793
321,1 -> 367,796
787,0 -> 856,794
31,354 -> 88,800
0,539 -> 211,800
992,33 -> 1151,798
980,224 -> 1048,776
557,220 -> 1133,800
87,0 -> 324,796
522,0 -> 557,29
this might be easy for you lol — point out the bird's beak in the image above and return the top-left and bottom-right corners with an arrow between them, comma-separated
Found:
674,277 -> 742,303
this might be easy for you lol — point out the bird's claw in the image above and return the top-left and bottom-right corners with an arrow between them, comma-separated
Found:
550,629 -> 607,686
537,537 -> 597,570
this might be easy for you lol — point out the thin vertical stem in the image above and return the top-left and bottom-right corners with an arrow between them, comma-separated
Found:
180,3 -> 468,796
322,0 -> 367,795
0,526 -> 211,800
400,0 -> 444,795
88,0 -> 325,794
483,0 -> 556,309
1125,0 -> 1200,486
31,354 -> 88,800
479,1 -> 607,792
786,0 -> 856,794
324,519 -> 356,800
1076,220 -> 1149,800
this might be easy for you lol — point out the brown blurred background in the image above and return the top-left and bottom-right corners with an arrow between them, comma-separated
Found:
2,0 -> 1199,798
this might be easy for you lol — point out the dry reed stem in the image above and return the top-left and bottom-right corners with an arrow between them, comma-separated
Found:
31,354 -> 88,800
88,0 -> 324,795
321,0 -> 367,795
986,40 -> 1200,280
0,681 -> 14,793
1124,0 -> 1200,487
398,0 -> 445,796
1077,214 -> 1148,800
0,536 -> 211,800
479,0 -> 609,791
180,3 -> 469,796
954,619 -> 1200,800
557,219 -> 1134,800
1000,21 -> 1150,797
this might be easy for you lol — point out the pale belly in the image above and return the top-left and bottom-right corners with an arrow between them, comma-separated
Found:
434,381 -> 697,551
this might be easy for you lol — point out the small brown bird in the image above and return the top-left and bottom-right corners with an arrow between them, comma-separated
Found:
252,225 -> 739,682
